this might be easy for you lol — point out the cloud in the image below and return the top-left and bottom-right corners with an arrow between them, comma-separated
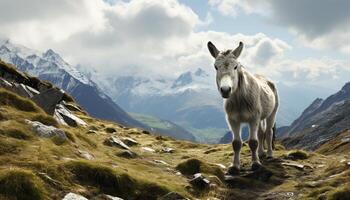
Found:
209,0 -> 350,54
0,0 -> 348,90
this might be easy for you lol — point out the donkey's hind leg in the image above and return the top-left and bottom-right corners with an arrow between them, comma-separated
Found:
258,119 -> 267,157
265,114 -> 277,158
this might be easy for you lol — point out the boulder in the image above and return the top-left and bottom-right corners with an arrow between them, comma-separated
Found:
54,104 -> 87,127
31,88 -> 64,115
189,173 -> 210,189
104,136 -> 130,150
25,120 -> 67,141
62,193 -> 88,200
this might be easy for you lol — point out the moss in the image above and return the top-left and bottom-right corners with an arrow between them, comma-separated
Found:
64,161 -> 168,199
31,114 -> 58,127
286,150 -> 309,160
327,184 -> 350,200
0,89 -> 42,112
0,168 -> 47,200
176,158 -> 224,180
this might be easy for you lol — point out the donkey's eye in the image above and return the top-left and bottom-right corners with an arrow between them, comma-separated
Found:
234,65 -> 238,70
214,65 -> 218,70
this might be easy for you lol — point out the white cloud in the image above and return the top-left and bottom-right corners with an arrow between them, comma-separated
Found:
209,0 -> 350,54
0,0 -> 348,90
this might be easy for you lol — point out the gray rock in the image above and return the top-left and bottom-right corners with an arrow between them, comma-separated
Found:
54,104 -> 87,127
62,192 -> 88,200
31,88 -> 64,115
189,173 -> 210,189
78,150 -> 94,160
104,195 -> 124,200
104,136 -> 130,150
25,120 -> 67,141
122,137 -> 139,146
161,147 -> 175,153
158,192 -> 189,200
141,147 -> 156,153
282,162 -> 304,170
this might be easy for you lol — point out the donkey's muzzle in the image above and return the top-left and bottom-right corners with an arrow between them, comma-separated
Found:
220,86 -> 231,98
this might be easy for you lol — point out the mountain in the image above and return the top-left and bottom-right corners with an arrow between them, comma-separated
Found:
279,82 -> 350,150
0,39 -> 145,128
130,112 -> 196,141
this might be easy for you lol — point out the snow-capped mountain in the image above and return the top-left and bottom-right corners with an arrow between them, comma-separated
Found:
0,39 -> 145,128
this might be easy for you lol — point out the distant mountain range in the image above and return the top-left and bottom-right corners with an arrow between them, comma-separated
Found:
0,40 -> 145,128
278,82 -> 350,150
0,39 -> 338,144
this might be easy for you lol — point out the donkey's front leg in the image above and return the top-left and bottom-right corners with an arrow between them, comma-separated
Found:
249,119 -> 261,170
227,120 -> 242,174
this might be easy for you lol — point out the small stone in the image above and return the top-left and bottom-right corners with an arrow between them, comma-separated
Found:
116,150 -> 138,159
215,163 -> 226,169
86,130 -> 97,134
77,150 -> 94,160
122,137 -> 139,146
62,192 -> 88,200
154,160 -> 169,166
341,137 -> 350,143
141,147 -> 155,153
282,162 -> 304,170
161,147 -> 175,153
104,136 -> 130,150
104,194 -> 124,200
189,173 -> 210,189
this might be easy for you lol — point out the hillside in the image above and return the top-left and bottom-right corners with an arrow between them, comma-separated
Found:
0,54 -> 349,200
279,82 -> 350,150
0,40 -> 145,129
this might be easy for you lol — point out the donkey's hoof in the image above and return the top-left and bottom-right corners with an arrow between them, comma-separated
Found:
251,162 -> 262,171
227,166 -> 240,175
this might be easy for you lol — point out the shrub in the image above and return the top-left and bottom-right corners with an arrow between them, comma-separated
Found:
176,158 -> 224,180
0,168 -> 47,200
286,150 -> 309,160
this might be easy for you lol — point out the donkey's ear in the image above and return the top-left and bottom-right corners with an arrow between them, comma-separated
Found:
207,41 -> 219,58
232,41 -> 243,58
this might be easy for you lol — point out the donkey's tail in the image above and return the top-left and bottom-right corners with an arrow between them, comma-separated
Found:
272,123 -> 276,150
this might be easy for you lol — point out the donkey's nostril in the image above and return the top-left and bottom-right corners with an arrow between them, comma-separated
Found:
220,86 -> 231,97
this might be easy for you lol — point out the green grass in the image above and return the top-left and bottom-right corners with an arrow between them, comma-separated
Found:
0,168 -> 47,200
65,161 -> 169,199
327,184 -> 350,200
130,112 -> 174,130
0,89 -> 42,112
0,121 -> 33,140
189,127 -> 227,144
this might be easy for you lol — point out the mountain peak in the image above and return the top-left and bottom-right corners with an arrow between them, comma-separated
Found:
171,71 -> 192,88
341,82 -> 350,92
194,68 -> 208,77
43,49 -> 62,61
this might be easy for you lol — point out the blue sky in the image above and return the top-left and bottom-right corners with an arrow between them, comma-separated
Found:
0,0 -> 349,91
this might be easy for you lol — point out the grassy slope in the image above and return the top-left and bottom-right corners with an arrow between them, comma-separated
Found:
0,89 -> 349,200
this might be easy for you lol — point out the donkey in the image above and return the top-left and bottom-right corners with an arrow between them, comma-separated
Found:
207,41 -> 279,173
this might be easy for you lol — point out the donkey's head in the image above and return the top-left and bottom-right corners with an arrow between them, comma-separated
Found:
207,41 -> 243,99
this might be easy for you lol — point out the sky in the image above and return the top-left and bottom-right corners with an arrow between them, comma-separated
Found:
0,0 -> 350,91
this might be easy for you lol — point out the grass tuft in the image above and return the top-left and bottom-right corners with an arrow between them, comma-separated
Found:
176,158 -> 224,180
327,184 -> 350,200
0,89 -> 42,112
286,150 -> 309,160
31,114 -> 58,127
0,168 -> 47,200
